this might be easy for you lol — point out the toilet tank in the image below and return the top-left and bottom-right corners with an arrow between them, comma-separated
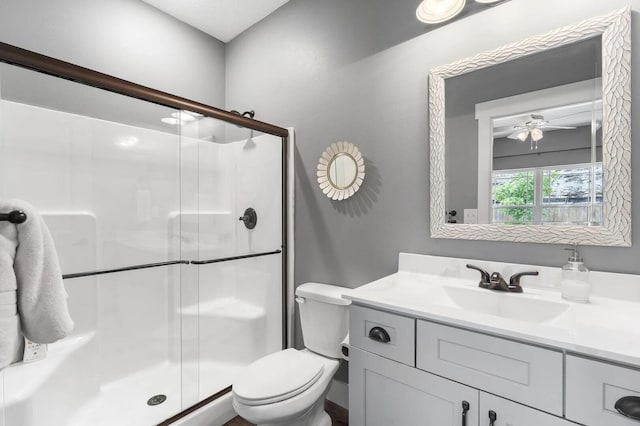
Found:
296,283 -> 351,359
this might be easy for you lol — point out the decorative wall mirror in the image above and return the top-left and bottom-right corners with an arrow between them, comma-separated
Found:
317,142 -> 365,200
429,8 -> 631,246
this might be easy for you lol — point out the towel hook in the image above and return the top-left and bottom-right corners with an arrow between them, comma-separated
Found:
0,210 -> 27,224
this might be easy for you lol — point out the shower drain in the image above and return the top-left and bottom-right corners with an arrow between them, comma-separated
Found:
147,394 -> 167,406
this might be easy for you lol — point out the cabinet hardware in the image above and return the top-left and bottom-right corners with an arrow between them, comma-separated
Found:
488,410 -> 497,426
615,396 -> 640,421
368,326 -> 391,343
461,400 -> 470,426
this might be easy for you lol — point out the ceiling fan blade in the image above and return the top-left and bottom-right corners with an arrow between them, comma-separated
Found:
542,125 -> 577,130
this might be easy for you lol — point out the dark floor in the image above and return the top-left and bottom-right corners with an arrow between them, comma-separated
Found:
224,400 -> 348,425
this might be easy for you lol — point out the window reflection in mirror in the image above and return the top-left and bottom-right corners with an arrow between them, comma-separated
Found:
444,36 -> 603,225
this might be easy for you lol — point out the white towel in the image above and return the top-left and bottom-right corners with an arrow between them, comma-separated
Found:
0,199 -> 73,369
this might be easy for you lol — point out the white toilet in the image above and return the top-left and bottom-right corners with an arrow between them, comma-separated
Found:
232,283 -> 350,426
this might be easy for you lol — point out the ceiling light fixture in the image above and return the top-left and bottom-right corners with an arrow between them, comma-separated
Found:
507,114 -> 576,150
514,130 -> 529,142
510,128 -> 544,150
530,127 -> 544,142
416,0 -> 466,24
475,0 -> 503,3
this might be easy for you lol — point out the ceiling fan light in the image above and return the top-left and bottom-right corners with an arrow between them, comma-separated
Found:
515,130 -> 529,142
416,0 -> 466,24
475,0 -> 502,3
531,127 -> 544,142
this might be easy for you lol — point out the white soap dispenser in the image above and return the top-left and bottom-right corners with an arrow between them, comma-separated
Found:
561,244 -> 590,303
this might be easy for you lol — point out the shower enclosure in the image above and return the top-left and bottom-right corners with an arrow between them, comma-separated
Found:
0,43 -> 290,426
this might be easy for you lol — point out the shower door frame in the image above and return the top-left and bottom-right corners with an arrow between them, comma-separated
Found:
0,41 -> 290,425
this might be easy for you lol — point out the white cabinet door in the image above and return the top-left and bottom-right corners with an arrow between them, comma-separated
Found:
479,393 -> 571,426
350,347 -> 479,426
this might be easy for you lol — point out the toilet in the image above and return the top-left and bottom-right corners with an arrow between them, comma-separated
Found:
232,283 -> 350,426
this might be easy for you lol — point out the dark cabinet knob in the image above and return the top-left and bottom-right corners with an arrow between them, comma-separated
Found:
615,396 -> 640,421
368,326 -> 391,343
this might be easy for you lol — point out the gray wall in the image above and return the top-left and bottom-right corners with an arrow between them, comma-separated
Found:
0,0 -> 226,106
226,0 -> 640,353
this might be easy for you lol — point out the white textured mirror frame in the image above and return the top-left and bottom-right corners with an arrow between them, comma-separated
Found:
429,8 -> 631,246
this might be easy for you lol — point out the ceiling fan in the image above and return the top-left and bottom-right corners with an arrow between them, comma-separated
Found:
507,114 -> 576,150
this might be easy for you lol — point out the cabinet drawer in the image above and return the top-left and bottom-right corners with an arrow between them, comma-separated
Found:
566,355 -> 640,426
416,320 -> 563,415
349,305 -> 415,366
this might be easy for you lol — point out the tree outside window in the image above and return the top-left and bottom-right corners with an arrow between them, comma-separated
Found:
492,164 -> 601,225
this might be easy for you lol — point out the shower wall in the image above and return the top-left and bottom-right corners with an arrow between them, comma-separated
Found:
0,63 -> 283,426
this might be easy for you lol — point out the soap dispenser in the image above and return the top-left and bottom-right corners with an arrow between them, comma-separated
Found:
561,244 -> 590,303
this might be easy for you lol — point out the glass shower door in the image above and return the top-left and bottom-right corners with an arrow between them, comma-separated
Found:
0,63 -> 185,425
179,116 -> 284,404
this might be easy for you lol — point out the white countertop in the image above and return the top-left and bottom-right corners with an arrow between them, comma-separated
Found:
345,270 -> 640,367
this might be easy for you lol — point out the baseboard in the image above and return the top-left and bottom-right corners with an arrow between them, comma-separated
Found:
327,379 -> 348,410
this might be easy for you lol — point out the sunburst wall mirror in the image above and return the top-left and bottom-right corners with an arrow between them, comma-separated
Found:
317,142 -> 365,200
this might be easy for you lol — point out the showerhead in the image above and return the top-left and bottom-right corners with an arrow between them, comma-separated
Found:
229,110 -> 256,128
230,110 -> 255,119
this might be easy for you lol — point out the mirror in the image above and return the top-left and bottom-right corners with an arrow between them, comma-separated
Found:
317,142 -> 365,200
429,8 -> 631,246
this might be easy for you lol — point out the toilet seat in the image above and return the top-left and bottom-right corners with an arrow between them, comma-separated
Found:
233,349 -> 325,406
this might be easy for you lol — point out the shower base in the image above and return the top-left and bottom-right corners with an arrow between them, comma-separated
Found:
67,361 -> 242,426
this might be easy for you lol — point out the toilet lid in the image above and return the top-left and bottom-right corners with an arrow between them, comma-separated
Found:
233,349 -> 325,406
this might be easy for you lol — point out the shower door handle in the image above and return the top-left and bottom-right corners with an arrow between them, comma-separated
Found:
239,207 -> 257,229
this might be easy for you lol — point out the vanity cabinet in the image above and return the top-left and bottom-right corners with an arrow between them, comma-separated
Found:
349,305 -> 575,426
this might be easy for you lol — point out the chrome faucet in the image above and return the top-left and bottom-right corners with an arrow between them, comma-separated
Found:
466,264 -> 539,293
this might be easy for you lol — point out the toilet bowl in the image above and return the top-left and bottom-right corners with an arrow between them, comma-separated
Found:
232,283 -> 350,426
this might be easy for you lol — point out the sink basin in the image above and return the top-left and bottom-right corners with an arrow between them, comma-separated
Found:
444,286 -> 570,323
